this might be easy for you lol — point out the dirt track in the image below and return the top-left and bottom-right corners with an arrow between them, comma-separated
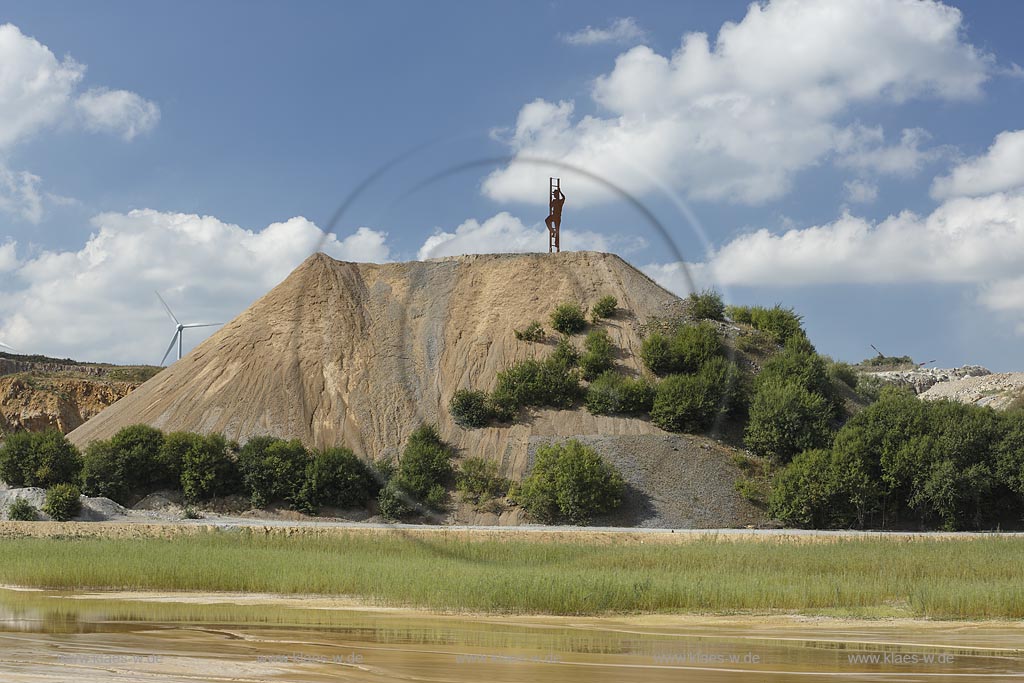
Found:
2,520 -> 1020,544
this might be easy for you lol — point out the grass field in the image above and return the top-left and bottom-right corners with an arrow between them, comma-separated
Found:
0,530 -> 1021,618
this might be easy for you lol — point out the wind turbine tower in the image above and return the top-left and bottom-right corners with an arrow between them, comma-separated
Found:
156,291 -> 222,365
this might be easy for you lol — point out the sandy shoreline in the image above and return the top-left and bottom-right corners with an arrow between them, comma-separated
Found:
1,585 -> 1021,630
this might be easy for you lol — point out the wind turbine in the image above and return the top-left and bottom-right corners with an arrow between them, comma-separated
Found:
156,291 -> 221,365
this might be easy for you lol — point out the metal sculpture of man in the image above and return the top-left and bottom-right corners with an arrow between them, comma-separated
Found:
546,178 -> 564,253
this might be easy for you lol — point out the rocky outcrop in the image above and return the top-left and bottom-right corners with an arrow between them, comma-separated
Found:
0,357 -> 105,378
0,376 -> 137,435
868,365 -> 991,395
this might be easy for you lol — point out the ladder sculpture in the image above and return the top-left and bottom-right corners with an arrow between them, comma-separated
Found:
546,177 -> 563,253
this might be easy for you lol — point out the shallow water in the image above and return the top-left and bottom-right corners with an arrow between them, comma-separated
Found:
0,588 -> 1022,682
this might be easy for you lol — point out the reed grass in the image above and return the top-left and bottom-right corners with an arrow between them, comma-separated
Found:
1,531 -> 1021,618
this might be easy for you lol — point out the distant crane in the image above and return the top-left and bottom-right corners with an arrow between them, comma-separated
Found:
156,291 -> 222,365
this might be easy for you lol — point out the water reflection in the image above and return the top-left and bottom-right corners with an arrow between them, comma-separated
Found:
0,588 -> 1021,682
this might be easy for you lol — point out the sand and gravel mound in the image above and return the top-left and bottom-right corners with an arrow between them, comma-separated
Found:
67,252 -> 687,464
65,251 -> 763,527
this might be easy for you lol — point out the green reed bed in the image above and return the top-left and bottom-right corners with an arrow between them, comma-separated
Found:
0,532 -> 1021,618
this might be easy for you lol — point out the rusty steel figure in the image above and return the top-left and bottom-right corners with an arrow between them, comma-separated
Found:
546,180 -> 564,252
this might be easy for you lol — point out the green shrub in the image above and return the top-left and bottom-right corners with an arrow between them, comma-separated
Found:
0,429 -> 81,488
237,437 -> 309,508
180,433 -> 241,502
377,479 -> 414,520
80,440 -> 129,503
579,329 -> 615,380
750,305 -> 805,345
43,483 -> 81,522
827,360 -> 859,389
449,389 -> 494,428
456,457 -> 510,509
996,413 -> 1024,494
650,358 -> 745,433
550,303 -> 586,335
397,425 -> 453,502
551,337 -> 580,368
726,305 -> 753,325
641,322 -> 722,376
687,289 -> 725,321
767,448 -> 877,528
80,424 -> 167,503
651,373 -> 715,433
425,483 -> 448,510
585,371 -> 655,415
591,295 -> 618,320
108,424 -> 167,490
6,497 -> 37,521
513,321 -> 545,342
515,440 -> 624,524
296,447 -> 378,514
728,305 -> 805,344
744,378 -> 834,462
492,357 -> 582,411
764,388 -> 1024,531
639,333 -> 673,375
756,340 -> 839,415
860,354 -> 914,367
155,431 -> 199,488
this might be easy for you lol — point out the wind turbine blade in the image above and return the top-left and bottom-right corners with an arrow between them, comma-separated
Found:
181,323 -> 222,329
155,291 -> 180,325
160,332 -> 179,366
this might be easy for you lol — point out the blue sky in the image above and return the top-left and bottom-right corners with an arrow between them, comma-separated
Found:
1,1 -> 1023,369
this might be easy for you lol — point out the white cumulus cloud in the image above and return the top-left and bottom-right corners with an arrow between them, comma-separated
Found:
75,88 -> 160,141
931,129 -> 1024,199
0,23 -> 84,149
562,18 -> 645,46
485,0 -> 991,207
645,187 -> 1024,332
0,210 -> 389,363
0,23 -> 161,224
